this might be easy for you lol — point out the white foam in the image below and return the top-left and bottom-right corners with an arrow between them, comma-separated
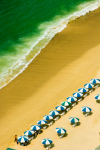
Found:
0,0 -> 100,89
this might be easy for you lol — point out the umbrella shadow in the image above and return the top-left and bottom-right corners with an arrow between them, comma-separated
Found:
58,133 -> 68,138
96,100 -> 100,104
89,112 -> 93,116
63,133 -> 68,137
20,140 -> 30,146
83,112 -> 93,116
77,122 -> 81,126
44,143 -> 55,149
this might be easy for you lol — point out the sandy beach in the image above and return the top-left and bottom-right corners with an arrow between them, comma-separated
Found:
0,7 -> 100,150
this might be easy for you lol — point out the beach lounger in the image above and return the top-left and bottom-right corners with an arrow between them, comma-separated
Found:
78,98 -> 82,102
89,89 -> 93,93
72,122 -> 77,127
95,84 -> 99,88
66,107 -> 70,112
46,145 -> 51,150
48,121 -> 53,126
43,126 -> 47,129
28,137 -> 33,141
60,111 -> 65,116
84,93 -> 88,98
72,103 -> 76,107
54,116 -> 59,121
85,112 -> 89,117
60,134 -> 65,138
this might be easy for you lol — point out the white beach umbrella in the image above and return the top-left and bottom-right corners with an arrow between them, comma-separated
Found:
78,87 -> 88,93
55,105 -> 66,111
49,110 -> 59,116
18,135 -> 29,143
69,117 -> 79,123
31,125 -> 41,131
24,130 -> 35,136
42,138 -> 53,145
81,106 -> 92,112
55,127 -> 66,134
67,96 -> 77,103
73,92 -> 83,98
84,83 -> 94,88
90,78 -> 100,84
37,120 -> 47,125
43,115 -> 53,121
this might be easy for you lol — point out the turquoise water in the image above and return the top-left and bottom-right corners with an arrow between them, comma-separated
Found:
0,0 -> 100,89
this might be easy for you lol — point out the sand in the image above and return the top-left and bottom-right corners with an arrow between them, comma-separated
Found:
0,7 -> 100,150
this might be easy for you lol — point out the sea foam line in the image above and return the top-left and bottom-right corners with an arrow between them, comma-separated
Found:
0,0 -> 100,90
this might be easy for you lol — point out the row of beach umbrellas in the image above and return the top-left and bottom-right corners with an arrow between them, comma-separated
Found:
18,105 -> 92,143
17,78 -> 99,145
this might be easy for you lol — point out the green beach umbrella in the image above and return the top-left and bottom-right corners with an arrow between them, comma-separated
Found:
61,101 -> 71,107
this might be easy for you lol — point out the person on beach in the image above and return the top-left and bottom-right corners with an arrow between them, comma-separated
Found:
14,135 -> 18,144
99,132 -> 100,141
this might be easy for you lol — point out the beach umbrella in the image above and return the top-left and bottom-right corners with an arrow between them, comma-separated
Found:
49,110 -> 59,116
37,120 -> 47,125
67,96 -> 77,103
42,138 -> 53,145
73,92 -> 83,98
18,135 -> 29,143
55,105 -> 66,111
24,130 -> 35,136
78,88 -> 88,93
43,115 -> 53,121
55,127 -> 66,134
69,117 -> 79,123
95,94 -> 100,100
90,78 -> 100,84
81,106 -> 92,112
61,101 -> 71,107
31,125 -> 41,131
84,83 -> 94,89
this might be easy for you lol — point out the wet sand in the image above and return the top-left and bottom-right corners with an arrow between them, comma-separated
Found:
0,8 -> 100,150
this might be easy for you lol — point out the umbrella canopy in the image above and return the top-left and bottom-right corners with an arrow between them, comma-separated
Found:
42,138 -> 53,145
18,135 -> 29,143
69,117 -> 79,123
37,120 -> 47,125
67,96 -> 77,103
81,106 -> 92,112
61,101 -> 71,107
43,115 -> 53,121
95,94 -> 100,100
73,92 -> 83,98
49,110 -> 59,116
55,127 -> 66,134
84,83 -> 94,89
90,78 -> 100,84
31,125 -> 41,131
78,88 -> 88,93
55,105 -> 66,111
24,130 -> 35,136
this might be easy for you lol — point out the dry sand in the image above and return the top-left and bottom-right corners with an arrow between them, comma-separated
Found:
0,8 -> 100,150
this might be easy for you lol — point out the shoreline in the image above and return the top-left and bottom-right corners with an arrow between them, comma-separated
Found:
0,1 -> 100,90
0,7 -> 100,150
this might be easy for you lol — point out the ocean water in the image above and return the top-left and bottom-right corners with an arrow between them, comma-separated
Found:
0,0 -> 100,89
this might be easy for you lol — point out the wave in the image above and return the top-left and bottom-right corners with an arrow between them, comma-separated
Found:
0,0 -> 100,89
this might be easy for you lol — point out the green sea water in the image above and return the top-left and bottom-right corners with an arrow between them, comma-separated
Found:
0,0 -> 100,89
